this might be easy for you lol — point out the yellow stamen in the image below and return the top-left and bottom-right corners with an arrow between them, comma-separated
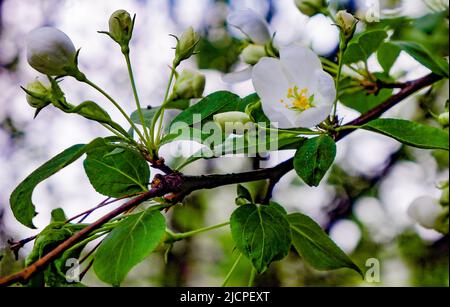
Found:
282,86 -> 315,112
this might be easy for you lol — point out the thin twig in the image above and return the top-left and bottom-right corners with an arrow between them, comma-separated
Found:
79,259 -> 94,282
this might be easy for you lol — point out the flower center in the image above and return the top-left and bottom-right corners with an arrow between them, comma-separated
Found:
279,86 -> 315,112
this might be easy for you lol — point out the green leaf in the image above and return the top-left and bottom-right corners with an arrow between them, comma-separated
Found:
83,140 -> 150,197
245,96 -> 270,125
339,73 -> 394,113
10,142 -> 96,229
377,42 -> 401,74
70,100 -> 111,123
93,208 -> 166,286
288,213 -> 362,275
343,30 -> 388,64
25,222 -> 74,266
391,41 -> 449,77
165,99 -> 190,110
160,126 -> 225,147
130,107 -> 160,127
196,36 -> 242,73
230,203 -> 292,273
24,220 -> 88,287
363,118 -> 449,150
339,88 -> 393,113
170,91 -> 242,127
236,184 -> 253,206
294,135 -> 336,187
67,101 -> 128,136
51,208 -> 67,223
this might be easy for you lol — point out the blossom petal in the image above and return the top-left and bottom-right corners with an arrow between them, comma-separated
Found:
292,104 -> 332,128
252,57 -> 296,127
222,66 -> 253,83
252,57 -> 289,105
227,9 -> 271,44
313,70 -> 336,107
408,196 -> 443,229
280,45 -> 323,88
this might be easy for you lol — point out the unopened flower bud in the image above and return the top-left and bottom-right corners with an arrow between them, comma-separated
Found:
171,69 -> 205,100
242,44 -> 267,65
407,196 -> 445,230
174,27 -> 199,67
438,112 -> 449,127
336,10 -> 358,39
213,111 -> 252,134
108,9 -> 133,49
294,0 -> 327,17
26,27 -> 77,76
25,79 -> 52,109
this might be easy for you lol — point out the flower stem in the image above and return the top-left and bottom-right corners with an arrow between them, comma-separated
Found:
63,232 -> 108,255
83,78 -> 146,142
124,52 -> 152,148
248,267 -> 257,287
334,124 -> 362,131
320,57 -> 338,69
332,40 -> 346,120
260,125 -> 324,136
221,253 -> 243,287
150,68 -> 176,151
166,221 -> 229,242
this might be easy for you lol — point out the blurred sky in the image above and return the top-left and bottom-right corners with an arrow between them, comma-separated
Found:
0,0 -> 448,286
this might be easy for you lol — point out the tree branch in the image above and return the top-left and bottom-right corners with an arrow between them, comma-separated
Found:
0,186 -> 170,286
0,73 -> 442,287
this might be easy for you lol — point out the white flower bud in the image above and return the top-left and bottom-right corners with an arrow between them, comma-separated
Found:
407,196 -> 445,229
174,27 -> 199,67
213,111 -> 252,134
336,10 -> 358,39
26,27 -> 77,76
294,0 -> 327,17
25,79 -> 52,109
241,44 -> 267,65
438,112 -> 449,127
171,69 -> 205,100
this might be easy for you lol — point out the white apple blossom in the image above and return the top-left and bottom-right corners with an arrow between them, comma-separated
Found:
27,27 -> 76,76
252,45 -> 335,128
223,9 -> 271,84
227,8 -> 271,45
407,196 -> 445,229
